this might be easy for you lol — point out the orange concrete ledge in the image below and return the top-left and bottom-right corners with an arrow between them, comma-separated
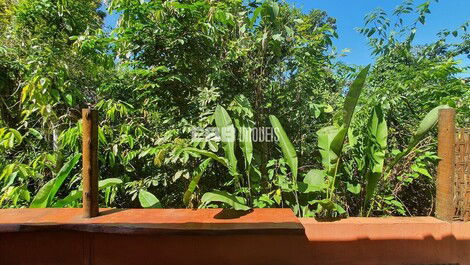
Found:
1,209 -> 469,265
301,216 -> 470,241
301,217 -> 470,265
0,208 -> 303,235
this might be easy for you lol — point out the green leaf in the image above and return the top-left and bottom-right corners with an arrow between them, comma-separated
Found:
48,153 -> 81,204
138,190 -> 161,208
413,105 -> 449,142
365,105 -> 387,205
267,1 -> 279,22
98,178 -> 123,189
30,179 -> 55,208
270,115 -> 298,182
30,154 -> 81,208
412,165 -> 432,178
201,190 -> 250,211
214,105 -> 238,177
304,169 -> 325,187
28,128 -> 43,140
236,123 -> 253,168
317,126 -> 340,173
98,128 -> 107,144
334,203 -> 346,214
300,169 -> 327,192
183,147 -> 228,167
347,182 -> 361,194
54,178 -> 122,207
388,105 -> 449,172
332,65 -> 370,155
183,158 -> 212,206
250,6 -> 263,27
65,94 -> 73,106
10,129 -> 23,145
343,65 -> 370,128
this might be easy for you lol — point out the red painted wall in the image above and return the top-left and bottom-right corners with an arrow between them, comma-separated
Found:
1,210 -> 469,265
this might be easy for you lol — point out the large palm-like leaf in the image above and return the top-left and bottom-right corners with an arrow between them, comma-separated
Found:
53,178 -> 122,207
269,115 -> 298,182
331,65 -> 370,156
387,105 -> 450,174
214,105 -> 238,178
30,153 -> 81,208
201,190 -> 250,211
365,105 -> 388,205
183,158 -> 212,206
317,126 -> 341,174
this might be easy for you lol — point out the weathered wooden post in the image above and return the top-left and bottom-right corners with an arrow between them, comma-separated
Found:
82,108 -> 99,218
436,108 -> 455,221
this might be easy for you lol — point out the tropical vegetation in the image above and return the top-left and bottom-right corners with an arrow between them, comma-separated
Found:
0,0 -> 468,218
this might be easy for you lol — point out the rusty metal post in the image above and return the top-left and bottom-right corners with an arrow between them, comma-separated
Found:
436,108 -> 456,221
82,108 -> 99,218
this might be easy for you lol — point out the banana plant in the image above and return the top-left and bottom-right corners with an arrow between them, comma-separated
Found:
182,104 -> 252,210
386,105 -> 450,174
182,96 -> 302,211
327,65 -> 370,198
269,115 -> 300,215
301,65 -> 370,217
364,105 -> 388,207
363,104 -> 450,215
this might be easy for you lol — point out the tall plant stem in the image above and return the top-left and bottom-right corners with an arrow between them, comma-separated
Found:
328,157 -> 342,200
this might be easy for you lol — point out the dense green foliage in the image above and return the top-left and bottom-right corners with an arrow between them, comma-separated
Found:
0,0 -> 468,217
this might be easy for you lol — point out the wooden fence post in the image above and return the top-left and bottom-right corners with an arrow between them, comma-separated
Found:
436,108 -> 455,221
82,108 -> 99,218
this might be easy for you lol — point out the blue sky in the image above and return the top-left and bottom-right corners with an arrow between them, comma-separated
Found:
289,0 -> 469,67
103,0 -> 469,70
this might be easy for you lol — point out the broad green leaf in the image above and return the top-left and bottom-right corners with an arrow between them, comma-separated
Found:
54,178 -> 122,207
30,179 -> 55,208
30,153 -> 80,208
270,115 -> 298,182
343,65 -> 370,128
139,190 -> 161,208
28,128 -> 43,140
20,188 -> 31,202
332,65 -> 370,155
201,190 -> 250,211
183,158 -> 212,206
10,129 -> 23,145
48,153 -> 81,204
413,105 -> 450,143
183,147 -> 228,167
214,105 -> 238,177
388,105 -> 449,173
230,94 -> 254,167
234,120 -> 253,168
250,6 -> 263,27
304,169 -> 325,187
334,203 -> 346,214
98,128 -> 107,144
98,178 -> 123,189
267,1 -> 279,22
297,182 -> 324,193
300,169 -> 327,192
317,126 -> 340,173
365,105 -> 387,204
347,182 -> 361,194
